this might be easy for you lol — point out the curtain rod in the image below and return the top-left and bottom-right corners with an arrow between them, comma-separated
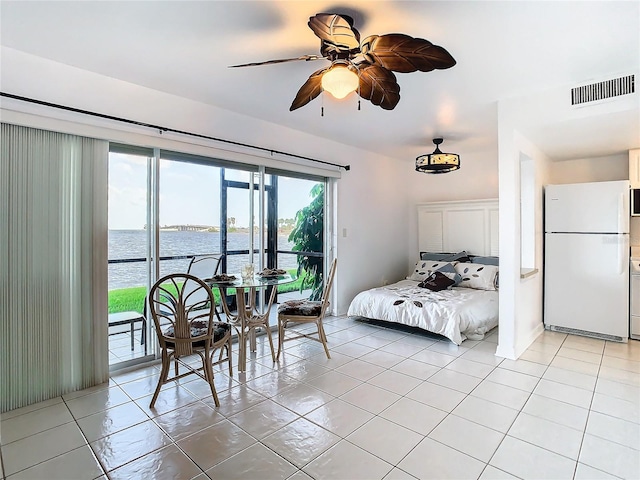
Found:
0,92 -> 351,171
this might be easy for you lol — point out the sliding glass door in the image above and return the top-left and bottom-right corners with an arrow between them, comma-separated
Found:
107,145 -> 329,370
107,149 -> 154,367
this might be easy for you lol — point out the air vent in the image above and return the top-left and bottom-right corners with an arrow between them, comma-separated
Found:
571,74 -> 635,105
548,325 -> 623,343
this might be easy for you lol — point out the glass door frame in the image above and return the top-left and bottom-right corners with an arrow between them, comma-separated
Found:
220,168 -> 278,273
107,146 -> 157,372
220,167 -> 280,307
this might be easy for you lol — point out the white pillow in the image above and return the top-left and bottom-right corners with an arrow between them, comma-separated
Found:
408,261 -> 458,282
454,263 -> 499,291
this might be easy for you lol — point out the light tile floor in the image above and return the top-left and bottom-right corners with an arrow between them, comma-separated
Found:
1,317 -> 639,480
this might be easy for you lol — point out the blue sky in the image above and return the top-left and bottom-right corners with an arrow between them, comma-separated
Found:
108,152 -> 319,230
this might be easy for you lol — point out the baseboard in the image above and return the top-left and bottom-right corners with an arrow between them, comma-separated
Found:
494,322 -> 545,360
494,343 -> 517,360
514,322 -> 545,359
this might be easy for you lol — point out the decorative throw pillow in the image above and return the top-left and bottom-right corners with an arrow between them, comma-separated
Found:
420,252 -> 456,261
454,263 -> 499,291
443,251 -> 472,263
409,261 -> 458,281
435,262 -> 462,285
420,251 -> 471,263
469,255 -> 499,266
418,271 -> 456,291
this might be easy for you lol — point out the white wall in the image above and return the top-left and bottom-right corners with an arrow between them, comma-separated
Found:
335,155 -> 412,313
403,131 -> 500,272
548,153 -> 628,184
0,47 -> 409,316
497,122 -> 550,359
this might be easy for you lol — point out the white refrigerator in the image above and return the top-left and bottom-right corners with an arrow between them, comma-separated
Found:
544,180 -> 630,341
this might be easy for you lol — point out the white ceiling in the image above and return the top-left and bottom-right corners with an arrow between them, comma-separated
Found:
1,0 -> 639,164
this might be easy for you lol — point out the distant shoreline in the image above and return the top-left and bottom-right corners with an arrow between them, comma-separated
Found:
108,229 -> 297,289
114,227 -> 294,235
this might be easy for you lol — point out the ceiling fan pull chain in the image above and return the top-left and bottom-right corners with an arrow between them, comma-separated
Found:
321,92 -> 324,117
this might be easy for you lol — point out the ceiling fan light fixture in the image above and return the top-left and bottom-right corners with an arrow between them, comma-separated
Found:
321,63 -> 359,99
415,138 -> 460,174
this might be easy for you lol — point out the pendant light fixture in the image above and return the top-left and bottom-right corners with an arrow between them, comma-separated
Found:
415,138 -> 460,174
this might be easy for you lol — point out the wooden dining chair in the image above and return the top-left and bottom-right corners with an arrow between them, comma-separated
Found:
148,273 -> 232,408
276,258 -> 337,360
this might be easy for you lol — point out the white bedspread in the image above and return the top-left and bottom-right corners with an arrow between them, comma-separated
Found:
347,279 -> 498,345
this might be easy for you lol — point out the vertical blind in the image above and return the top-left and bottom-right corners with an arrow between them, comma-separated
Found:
0,123 -> 109,412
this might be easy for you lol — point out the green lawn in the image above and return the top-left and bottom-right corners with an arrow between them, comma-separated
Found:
108,269 -> 308,314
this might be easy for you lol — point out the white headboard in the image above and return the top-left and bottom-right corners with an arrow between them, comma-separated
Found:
417,199 -> 499,256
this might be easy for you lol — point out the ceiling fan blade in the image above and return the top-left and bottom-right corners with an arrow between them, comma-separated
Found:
229,55 -> 322,68
360,34 -> 456,73
356,63 -> 400,110
308,13 -> 360,52
290,67 -> 328,111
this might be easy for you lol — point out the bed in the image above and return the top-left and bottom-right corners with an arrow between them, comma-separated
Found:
347,255 -> 499,345
348,199 -> 500,345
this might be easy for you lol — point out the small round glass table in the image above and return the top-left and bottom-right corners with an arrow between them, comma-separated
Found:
208,274 -> 296,372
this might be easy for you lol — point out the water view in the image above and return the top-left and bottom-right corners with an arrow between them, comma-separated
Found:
109,230 -> 299,289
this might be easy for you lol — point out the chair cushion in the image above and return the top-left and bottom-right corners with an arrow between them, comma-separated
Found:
278,300 -> 322,316
163,320 -> 230,342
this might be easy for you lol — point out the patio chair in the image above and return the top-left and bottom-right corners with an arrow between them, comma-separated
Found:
108,311 -> 147,353
187,254 -> 223,279
187,254 -> 225,320
276,258 -> 337,360
148,273 -> 232,408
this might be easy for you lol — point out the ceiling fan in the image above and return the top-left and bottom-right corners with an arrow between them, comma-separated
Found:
229,13 -> 456,111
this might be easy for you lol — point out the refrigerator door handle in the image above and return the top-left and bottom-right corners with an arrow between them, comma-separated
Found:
618,192 -> 627,233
